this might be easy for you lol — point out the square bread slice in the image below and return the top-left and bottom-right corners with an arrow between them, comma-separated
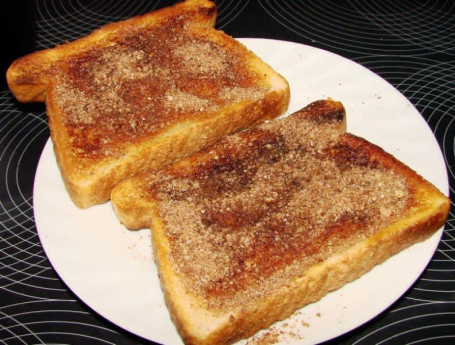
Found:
111,99 -> 450,345
6,0 -> 290,208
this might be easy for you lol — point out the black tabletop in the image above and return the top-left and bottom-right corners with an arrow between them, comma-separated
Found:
1,1 -> 454,344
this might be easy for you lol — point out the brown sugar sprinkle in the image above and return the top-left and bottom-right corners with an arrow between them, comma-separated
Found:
53,24 -> 266,157
149,110 -> 412,312
244,329 -> 281,345
242,310 -> 306,344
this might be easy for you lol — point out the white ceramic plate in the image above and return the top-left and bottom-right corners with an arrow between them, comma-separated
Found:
34,39 -> 449,345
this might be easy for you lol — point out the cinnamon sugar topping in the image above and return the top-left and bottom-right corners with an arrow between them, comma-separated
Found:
148,105 -> 411,312
53,25 -> 266,157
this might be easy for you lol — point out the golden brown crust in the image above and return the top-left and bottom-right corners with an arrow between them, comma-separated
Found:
7,0 -> 290,208
6,0 -> 217,102
111,99 -> 450,345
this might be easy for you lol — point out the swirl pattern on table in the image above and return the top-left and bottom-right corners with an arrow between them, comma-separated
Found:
35,0 -> 161,48
259,0 -> 455,56
0,93 -> 51,296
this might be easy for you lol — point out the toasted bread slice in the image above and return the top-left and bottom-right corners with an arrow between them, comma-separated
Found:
111,99 -> 450,345
6,0 -> 290,208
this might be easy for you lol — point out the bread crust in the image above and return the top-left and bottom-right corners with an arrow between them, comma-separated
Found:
6,0 -> 217,103
111,99 -> 450,345
7,0 -> 290,208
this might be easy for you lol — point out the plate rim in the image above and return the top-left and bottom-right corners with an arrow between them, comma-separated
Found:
33,38 -> 449,345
